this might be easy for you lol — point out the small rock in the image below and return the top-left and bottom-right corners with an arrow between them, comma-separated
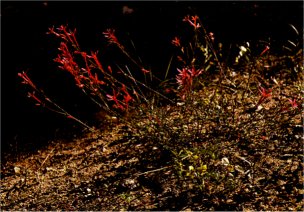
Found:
14,166 -> 21,174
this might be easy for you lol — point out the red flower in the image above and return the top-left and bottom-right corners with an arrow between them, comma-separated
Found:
188,67 -> 203,77
47,26 -> 61,38
93,73 -> 105,85
176,67 -> 202,89
172,37 -> 181,47
121,84 -> 133,107
107,89 -> 125,110
260,46 -> 270,56
141,68 -> 150,74
183,15 -> 201,29
89,51 -> 105,73
177,56 -> 185,63
103,29 -> 123,49
123,93 -> 133,108
18,71 -> 37,89
259,87 -> 272,99
107,66 -> 113,74
176,68 -> 191,88
55,42 -> 78,74
256,86 -> 272,106
288,98 -> 298,108
27,91 -> 42,106
107,89 -> 119,104
208,32 -> 215,42
48,25 -> 79,48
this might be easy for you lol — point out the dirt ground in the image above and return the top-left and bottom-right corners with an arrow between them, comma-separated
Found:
1,56 -> 304,210
1,93 -> 303,211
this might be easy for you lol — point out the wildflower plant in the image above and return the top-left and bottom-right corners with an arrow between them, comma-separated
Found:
18,13 -> 303,207
130,14 -> 303,199
19,24 -> 174,132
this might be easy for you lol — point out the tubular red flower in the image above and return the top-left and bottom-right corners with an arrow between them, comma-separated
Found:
123,93 -> 132,109
256,86 -> 272,106
27,91 -> 42,105
172,37 -> 181,47
176,68 -> 191,87
259,87 -> 272,99
260,46 -> 270,56
107,66 -> 113,74
89,51 -> 105,73
107,89 -> 125,110
18,71 -> 37,89
141,68 -> 150,74
183,15 -> 201,29
103,29 -> 123,49
188,67 -> 203,77
208,32 -> 215,42
55,42 -> 79,78
107,89 -> 120,105
288,98 -> 298,108
47,26 -> 61,37
70,28 -> 80,48
120,84 -> 133,108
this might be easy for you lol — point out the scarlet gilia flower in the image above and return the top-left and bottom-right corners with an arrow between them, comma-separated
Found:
176,67 -> 192,89
121,84 -> 133,110
18,71 -> 37,89
188,67 -> 203,78
280,98 -> 300,112
88,51 -> 105,73
107,89 -> 119,103
183,15 -> 201,29
93,73 -> 106,85
75,51 -> 105,86
259,87 -> 272,99
75,51 -> 93,78
47,26 -> 62,38
176,67 -> 203,87
208,32 -> 215,42
260,45 -> 270,56
176,67 -> 203,100
256,86 -> 272,106
172,37 -> 181,47
177,56 -> 185,64
54,42 -> 84,88
47,25 -> 79,48
133,89 -> 139,100
66,115 -> 75,119
106,89 -> 124,110
141,68 -> 150,74
103,29 -> 123,49
288,98 -> 298,108
27,91 -> 42,106
123,93 -> 132,110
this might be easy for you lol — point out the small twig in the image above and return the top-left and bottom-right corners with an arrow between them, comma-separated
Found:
135,166 -> 170,176
40,148 -> 55,169
234,154 -> 252,166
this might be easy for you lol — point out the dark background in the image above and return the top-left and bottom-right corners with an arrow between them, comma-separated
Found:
1,1 -> 303,154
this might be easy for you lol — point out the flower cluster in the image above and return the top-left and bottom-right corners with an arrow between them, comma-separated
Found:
18,71 -> 37,90
47,25 -> 79,49
103,29 -> 124,50
176,67 -> 203,100
183,15 -> 201,29
106,84 -> 133,111
172,37 -> 181,47
47,25 -> 139,112
256,86 -> 272,106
